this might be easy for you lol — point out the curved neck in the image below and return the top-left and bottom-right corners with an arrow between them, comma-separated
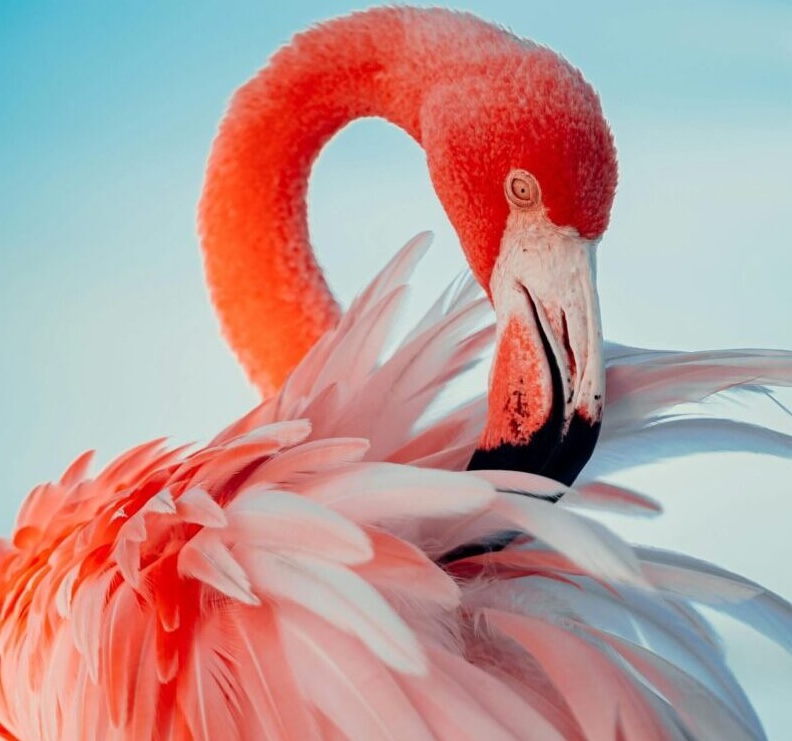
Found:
199,9 -> 428,395
199,7 -> 517,395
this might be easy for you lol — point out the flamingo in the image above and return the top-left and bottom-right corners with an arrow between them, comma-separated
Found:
1,6 -> 791,740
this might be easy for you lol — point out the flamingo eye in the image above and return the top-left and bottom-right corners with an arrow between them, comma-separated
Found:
505,170 -> 541,209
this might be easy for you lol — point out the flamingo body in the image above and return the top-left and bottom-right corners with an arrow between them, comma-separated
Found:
2,236 -> 792,740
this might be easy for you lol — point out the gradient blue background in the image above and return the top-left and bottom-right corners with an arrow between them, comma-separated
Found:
2,1 -> 791,735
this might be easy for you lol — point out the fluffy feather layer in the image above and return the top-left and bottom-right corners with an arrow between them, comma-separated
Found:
1,238 -> 790,740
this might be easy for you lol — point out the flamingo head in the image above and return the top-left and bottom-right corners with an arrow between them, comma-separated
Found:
421,43 -> 617,483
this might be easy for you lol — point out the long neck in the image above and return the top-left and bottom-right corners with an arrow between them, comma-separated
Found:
199,10 -> 420,395
199,7 -> 512,395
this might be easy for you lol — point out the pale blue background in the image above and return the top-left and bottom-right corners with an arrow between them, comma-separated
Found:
1,1 -> 791,735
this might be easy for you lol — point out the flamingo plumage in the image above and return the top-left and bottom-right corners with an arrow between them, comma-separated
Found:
1,6 -> 791,740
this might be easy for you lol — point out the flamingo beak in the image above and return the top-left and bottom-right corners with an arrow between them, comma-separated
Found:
468,215 -> 605,485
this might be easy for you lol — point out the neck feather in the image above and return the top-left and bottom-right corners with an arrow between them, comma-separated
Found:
199,7 -> 515,394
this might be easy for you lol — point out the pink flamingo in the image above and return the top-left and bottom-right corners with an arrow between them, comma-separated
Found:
1,7 -> 791,740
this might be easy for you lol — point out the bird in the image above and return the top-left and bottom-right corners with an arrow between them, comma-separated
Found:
1,6 -> 791,740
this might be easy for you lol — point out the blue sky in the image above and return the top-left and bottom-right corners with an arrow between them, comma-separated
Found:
2,0 -> 791,734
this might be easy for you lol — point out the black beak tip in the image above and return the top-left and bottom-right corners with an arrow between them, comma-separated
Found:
467,412 -> 601,487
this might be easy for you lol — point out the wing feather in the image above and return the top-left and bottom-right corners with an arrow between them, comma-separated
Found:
277,604 -> 435,741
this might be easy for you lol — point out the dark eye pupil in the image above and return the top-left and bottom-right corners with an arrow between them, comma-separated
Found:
512,179 -> 531,200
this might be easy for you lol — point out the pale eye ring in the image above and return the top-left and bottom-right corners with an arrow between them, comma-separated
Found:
505,169 -> 541,209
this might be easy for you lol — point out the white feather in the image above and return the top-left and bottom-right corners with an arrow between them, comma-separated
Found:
241,550 -> 427,674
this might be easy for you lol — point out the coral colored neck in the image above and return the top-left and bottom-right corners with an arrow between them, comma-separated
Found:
199,9 -> 425,395
199,7 -> 519,395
